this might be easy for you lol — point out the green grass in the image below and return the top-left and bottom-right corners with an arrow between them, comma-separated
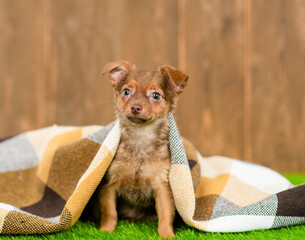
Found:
2,174 -> 305,240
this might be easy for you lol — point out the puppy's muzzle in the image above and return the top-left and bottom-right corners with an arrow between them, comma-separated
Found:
131,104 -> 142,115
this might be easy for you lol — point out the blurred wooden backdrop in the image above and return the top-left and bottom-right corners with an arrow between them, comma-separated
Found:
0,0 -> 305,172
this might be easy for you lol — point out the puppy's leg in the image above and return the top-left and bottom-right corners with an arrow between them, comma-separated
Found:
98,183 -> 118,232
155,184 -> 175,238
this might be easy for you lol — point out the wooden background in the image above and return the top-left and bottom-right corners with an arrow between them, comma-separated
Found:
0,0 -> 304,172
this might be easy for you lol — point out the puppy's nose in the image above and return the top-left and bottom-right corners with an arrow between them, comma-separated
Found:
131,104 -> 142,115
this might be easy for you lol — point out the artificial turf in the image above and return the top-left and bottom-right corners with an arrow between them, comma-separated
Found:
2,174 -> 305,240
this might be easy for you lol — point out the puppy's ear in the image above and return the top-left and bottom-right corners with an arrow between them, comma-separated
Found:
102,61 -> 132,88
159,65 -> 188,93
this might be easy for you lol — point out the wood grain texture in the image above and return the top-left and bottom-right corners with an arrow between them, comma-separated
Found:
0,0 -> 305,172
48,0 -> 115,126
176,0 -> 244,159
251,0 -> 305,171
48,0 -> 177,126
242,0 -> 252,162
0,0 -> 47,135
115,0 -> 178,69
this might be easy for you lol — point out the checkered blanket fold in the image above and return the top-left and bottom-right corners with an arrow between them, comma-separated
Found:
0,113 -> 304,234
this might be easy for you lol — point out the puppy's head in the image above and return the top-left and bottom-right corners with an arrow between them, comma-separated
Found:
102,61 -> 188,125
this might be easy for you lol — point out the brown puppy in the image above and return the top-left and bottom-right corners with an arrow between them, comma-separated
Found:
99,61 -> 188,238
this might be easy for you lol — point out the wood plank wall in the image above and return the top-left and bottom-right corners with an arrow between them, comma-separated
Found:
0,0 -> 304,172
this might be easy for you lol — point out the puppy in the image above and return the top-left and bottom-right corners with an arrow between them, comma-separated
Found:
99,61 -> 188,238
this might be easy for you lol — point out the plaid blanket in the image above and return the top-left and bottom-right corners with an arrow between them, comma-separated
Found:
0,113 -> 304,234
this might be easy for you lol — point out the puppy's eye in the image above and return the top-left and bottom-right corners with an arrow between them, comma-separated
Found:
123,89 -> 131,96
151,92 -> 161,101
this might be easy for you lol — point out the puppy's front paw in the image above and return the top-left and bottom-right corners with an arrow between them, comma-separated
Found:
158,226 -> 175,239
99,220 -> 117,233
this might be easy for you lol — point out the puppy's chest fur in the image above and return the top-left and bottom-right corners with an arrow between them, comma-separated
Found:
106,120 -> 170,206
